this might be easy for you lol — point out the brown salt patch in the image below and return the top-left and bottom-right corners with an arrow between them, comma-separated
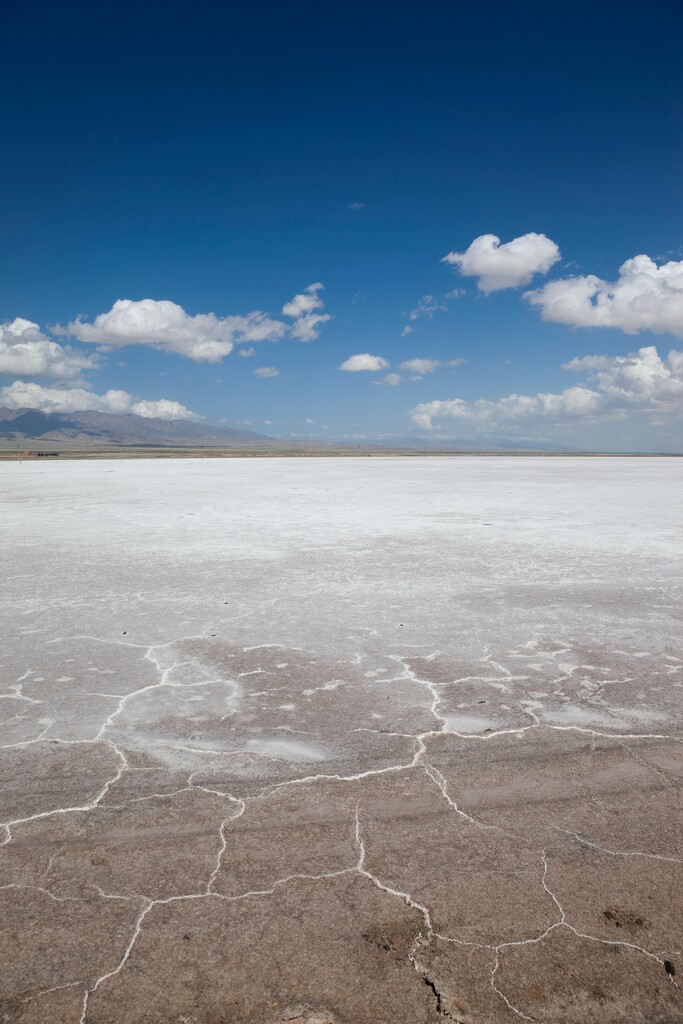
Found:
356,767 -> 557,945
496,925 -> 682,1023
0,887 -> 141,1009
0,741 -> 122,823
85,874 -> 440,1024
545,842 -> 682,953
426,727 -> 682,857
212,779 -> 358,898
1,789 -> 238,901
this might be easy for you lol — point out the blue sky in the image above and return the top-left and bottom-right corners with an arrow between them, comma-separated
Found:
1,0 -> 682,450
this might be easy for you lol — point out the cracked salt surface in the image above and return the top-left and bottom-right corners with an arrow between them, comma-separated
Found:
1,456 -> 682,1023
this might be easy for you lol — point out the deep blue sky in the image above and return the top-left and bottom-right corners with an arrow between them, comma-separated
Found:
1,0 -> 682,449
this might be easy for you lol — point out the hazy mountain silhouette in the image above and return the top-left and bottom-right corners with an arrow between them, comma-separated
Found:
0,408 -> 271,445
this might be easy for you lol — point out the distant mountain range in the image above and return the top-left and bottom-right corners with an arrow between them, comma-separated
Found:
0,408 -> 271,446
0,407 -> 584,452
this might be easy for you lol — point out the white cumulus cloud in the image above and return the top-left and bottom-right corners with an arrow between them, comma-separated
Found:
53,286 -> 331,363
56,299 -> 287,363
0,318 -> 98,379
410,344 -> 683,433
253,366 -> 280,378
0,381 -> 201,420
282,282 -> 325,318
442,232 -> 561,292
525,255 -> 683,339
563,345 -> 683,402
282,283 -> 331,342
129,398 -> 200,420
289,312 -> 331,342
339,353 -> 389,372
411,387 -> 602,430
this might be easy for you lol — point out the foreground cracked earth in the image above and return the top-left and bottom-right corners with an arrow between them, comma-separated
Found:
1,457 -> 682,1022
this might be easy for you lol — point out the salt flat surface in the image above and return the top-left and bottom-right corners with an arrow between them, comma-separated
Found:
2,457 -> 682,748
1,457 -> 681,1023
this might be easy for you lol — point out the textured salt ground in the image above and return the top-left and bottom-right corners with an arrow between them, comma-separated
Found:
1,456 -> 682,1023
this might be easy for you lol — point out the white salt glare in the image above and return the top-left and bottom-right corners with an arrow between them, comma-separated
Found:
1,455 -> 681,770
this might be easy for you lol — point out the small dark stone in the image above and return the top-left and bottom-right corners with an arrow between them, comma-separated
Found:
664,960 -> 676,977
183,933 -> 192,941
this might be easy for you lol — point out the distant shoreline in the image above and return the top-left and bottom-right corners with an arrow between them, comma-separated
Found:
1,447 -> 681,461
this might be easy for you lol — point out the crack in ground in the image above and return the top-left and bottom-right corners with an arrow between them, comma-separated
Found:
551,825 -> 683,863
619,738 -> 682,787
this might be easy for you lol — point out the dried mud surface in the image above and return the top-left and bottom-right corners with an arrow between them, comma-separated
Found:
1,457 -> 681,1023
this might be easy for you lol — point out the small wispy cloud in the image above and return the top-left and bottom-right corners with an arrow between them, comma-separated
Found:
399,358 -> 440,375
405,295 -> 447,321
372,358 -> 462,386
401,287 -> 464,331
372,372 -> 402,387
254,366 -> 280,378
